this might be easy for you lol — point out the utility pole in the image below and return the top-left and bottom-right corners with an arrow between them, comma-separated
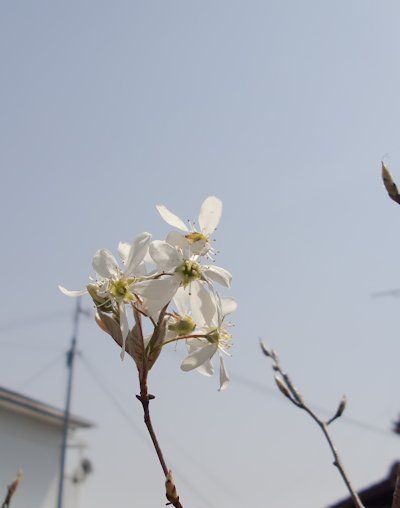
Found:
56,297 -> 83,508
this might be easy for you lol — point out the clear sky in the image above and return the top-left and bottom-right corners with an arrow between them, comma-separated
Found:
1,1 -> 400,507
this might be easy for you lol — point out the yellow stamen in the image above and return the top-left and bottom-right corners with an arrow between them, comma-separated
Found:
185,231 -> 208,244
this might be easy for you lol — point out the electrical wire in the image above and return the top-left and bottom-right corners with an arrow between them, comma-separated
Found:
16,352 -> 65,390
0,310 -> 69,334
0,341 -> 64,351
233,372 -> 395,438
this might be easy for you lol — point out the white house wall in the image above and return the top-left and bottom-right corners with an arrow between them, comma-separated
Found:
0,407 -> 61,508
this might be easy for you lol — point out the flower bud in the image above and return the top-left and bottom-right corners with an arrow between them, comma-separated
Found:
382,162 -> 400,204
168,315 -> 196,336
333,395 -> 347,420
165,470 -> 179,505
87,284 -> 113,312
274,375 -> 291,400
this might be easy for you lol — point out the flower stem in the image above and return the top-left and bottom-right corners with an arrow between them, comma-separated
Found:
135,309 -> 184,508
137,379 -> 183,508
162,334 -> 207,348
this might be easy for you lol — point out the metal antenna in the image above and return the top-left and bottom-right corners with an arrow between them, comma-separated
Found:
56,297 -> 84,508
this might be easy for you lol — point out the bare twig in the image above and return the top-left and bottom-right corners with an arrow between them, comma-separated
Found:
392,464 -> 400,508
260,341 -> 365,508
1,471 -> 22,508
135,308 -> 184,508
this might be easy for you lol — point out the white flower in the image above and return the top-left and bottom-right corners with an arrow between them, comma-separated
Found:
156,196 -> 222,256
134,239 -> 231,321
148,240 -> 232,288
176,285 -> 237,391
59,232 -> 152,358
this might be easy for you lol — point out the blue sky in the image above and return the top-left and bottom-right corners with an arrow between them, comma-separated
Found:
1,1 -> 400,506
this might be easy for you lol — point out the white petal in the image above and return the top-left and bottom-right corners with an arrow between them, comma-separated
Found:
92,249 -> 119,279
188,239 -> 208,256
135,261 -> 147,277
180,343 -> 218,371
196,359 -> 214,377
173,287 -> 191,316
189,283 -> 217,328
149,241 -> 183,271
156,204 -> 188,232
166,231 -> 189,251
119,302 -> 129,360
118,242 -> 130,264
218,355 -> 230,391
203,265 -> 232,288
124,232 -> 152,276
187,337 -> 208,354
198,196 -> 222,236
58,286 -> 88,297
221,297 -> 237,317
143,250 -> 154,264
135,275 -> 181,320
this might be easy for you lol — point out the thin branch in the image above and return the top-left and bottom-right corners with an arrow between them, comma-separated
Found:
136,309 -> 184,508
1,471 -> 22,508
261,342 -> 365,508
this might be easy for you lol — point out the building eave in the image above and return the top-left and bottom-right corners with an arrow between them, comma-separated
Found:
0,386 -> 94,429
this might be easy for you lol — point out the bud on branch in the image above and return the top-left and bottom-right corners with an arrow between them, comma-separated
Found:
382,162 -> 400,205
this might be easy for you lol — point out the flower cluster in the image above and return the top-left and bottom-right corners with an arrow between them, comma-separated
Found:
59,197 -> 236,390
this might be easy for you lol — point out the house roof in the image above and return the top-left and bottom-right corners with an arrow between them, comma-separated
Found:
328,462 -> 399,507
0,386 -> 93,430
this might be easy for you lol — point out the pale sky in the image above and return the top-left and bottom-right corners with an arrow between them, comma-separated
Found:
1,1 -> 400,507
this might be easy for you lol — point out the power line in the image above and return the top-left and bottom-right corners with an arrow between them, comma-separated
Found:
16,353 -> 65,390
79,354 -> 146,438
79,354 -> 218,508
0,341 -> 63,351
171,466 -> 217,508
0,310 -> 69,334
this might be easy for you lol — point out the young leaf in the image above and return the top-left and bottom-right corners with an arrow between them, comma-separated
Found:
147,317 -> 168,370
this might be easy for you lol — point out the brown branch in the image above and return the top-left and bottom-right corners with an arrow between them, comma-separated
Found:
261,342 -> 365,508
1,471 -> 22,508
135,309 -> 184,508
392,464 -> 400,508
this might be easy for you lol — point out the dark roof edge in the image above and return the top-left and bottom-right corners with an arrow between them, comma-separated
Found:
0,386 -> 94,429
